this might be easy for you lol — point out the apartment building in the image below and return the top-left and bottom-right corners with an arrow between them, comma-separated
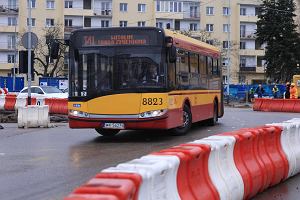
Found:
0,0 -> 299,84
0,0 -> 18,76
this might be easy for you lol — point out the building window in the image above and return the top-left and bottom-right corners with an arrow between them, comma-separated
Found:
138,4 -> 146,12
156,1 -> 182,12
255,7 -> 260,16
138,21 -> 146,27
240,58 -> 246,67
190,6 -> 198,18
64,19 -> 72,27
101,2 -> 111,15
7,54 -> 15,63
189,23 -> 197,31
119,21 -> 127,27
156,22 -> 163,28
83,0 -> 91,9
27,18 -> 36,26
206,40 -> 214,45
7,35 -> 16,49
8,17 -> 17,26
120,3 -> 127,11
240,8 -> 246,16
46,0 -> 55,9
206,24 -> 214,32
240,25 -> 246,37
223,7 -> 230,15
166,23 -> 171,29
101,20 -> 109,27
8,0 -> 17,9
28,0 -> 36,8
223,24 -> 230,32
240,41 -> 246,49
206,7 -> 214,15
46,18 -> 55,27
223,41 -> 229,49
64,0 -> 73,8
84,17 -> 91,27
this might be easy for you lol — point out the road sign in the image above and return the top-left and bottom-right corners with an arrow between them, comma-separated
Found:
21,32 -> 38,49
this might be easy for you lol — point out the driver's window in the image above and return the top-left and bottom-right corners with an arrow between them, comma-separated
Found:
21,89 -> 28,93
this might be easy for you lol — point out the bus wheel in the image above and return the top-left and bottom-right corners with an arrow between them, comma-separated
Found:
208,101 -> 218,126
95,128 -> 120,137
171,104 -> 192,136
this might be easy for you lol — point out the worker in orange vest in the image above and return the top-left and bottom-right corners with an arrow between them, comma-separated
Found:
290,83 -> 298,99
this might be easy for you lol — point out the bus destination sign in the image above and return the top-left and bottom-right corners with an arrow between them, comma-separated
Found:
83,34 -> 149,46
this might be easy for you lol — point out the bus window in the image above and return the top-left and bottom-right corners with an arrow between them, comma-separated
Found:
199,55 -> 208,89
168,62 -> 176,89
207,56 -> 213,75
190,53 -> 200,88
97,54 -> 113,91
176,49 -> 189,88
212,58 -> 219,75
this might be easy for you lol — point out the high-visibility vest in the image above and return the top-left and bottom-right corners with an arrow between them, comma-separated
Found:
290,87 -> 298,99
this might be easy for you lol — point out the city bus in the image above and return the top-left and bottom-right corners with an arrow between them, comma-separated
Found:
65,27 -> 224,136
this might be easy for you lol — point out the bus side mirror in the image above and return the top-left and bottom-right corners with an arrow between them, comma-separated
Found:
169,46 -> 176,63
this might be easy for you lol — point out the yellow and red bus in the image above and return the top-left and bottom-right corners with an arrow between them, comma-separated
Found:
67,27 -> 223,136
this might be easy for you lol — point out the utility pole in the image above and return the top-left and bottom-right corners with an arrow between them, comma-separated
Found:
226,0 -> 231,100
27,0 -> 32,105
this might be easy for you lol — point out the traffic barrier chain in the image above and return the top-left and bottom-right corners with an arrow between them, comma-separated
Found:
64,118 -> 300,200
253,98 -> 300,113
0,94 -> 68,115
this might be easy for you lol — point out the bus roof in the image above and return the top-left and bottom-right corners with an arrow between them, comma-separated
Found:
164,29 -> 221,58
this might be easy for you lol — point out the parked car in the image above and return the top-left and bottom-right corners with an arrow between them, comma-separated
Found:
17,86 -> 68,99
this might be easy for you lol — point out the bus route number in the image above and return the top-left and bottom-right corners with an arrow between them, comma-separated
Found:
142,98 -> 163,105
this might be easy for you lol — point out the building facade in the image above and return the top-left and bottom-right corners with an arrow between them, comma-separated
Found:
0,0 -> 299,85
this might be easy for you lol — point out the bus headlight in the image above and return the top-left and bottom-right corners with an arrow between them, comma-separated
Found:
69,110 -> 90,118
139,109 -> 167,119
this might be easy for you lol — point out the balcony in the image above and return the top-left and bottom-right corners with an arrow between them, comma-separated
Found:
183,13 -> 200,20
240,15 -> 258,22
240,31 -> 257,39
0,5 -> 18,15
0,25 -> 18,32
0,63 -> 14,70
93,9 -> 112,17
239,49 -> 265,56
156,12 -> 184,20
240,66 -> 256,72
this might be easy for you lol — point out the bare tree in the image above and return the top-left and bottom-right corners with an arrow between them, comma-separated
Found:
176,30 -> 239,63
29,24 -> 67,77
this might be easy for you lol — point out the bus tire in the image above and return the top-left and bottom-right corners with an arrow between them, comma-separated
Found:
208,101 -> 218,126
95,128 -> 120,137
171,104 -> 192,136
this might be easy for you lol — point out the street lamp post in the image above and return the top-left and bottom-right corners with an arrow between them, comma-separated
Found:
27,0 -> 32,105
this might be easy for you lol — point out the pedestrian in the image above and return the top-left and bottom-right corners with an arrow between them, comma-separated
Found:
249,87 -> 255,102
285,82 -> 291,99
272,85 -> 279,99
290,83 -> 298,99
255,84 -> 265,98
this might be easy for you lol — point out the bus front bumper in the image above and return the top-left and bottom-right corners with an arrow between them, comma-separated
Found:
68,109 -> 181,130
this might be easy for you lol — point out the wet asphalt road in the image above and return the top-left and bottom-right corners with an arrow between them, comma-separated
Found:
0,107 -> 300,200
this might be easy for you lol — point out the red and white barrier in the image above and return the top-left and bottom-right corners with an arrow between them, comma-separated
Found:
65,119 -> 300,200
0,95 -> 68,115
253,98 -> 300,113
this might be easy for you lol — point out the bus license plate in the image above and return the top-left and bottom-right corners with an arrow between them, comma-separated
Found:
103,123 -> 125,129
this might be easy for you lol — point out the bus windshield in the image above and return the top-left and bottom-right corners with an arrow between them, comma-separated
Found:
70,47 -> 165,97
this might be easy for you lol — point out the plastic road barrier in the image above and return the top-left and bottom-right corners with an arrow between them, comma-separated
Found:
65,119 -> 300,200
18,105 -> 50,128
253,98 -> 300,113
